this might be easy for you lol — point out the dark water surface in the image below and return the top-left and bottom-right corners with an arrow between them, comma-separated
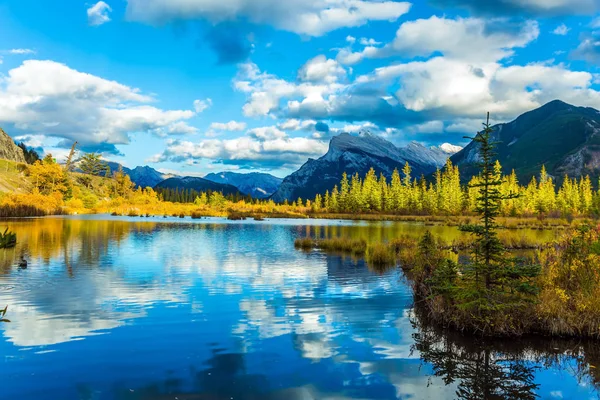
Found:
0,215 -> 597,399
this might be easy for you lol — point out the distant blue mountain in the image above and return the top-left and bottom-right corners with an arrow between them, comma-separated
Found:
204,171 -> 283,199
154,176 -> 241,196
105,162 -> 173,188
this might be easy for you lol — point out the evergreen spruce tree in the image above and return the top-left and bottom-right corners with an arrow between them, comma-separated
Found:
458,113 -> 539,332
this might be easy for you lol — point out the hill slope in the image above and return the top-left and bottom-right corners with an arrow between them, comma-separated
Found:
451,100 -> 600,183
271,131 -> 455,203
0,128 -> 25,164
203,172 -> 282,199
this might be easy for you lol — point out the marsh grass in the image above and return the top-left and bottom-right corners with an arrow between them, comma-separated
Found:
294,237 -> 368,255
0,204 -> 50,217
318,237 -> 367,255
294,237 -> 315,250
0,228 -> 17,249
366,243 -> 396,267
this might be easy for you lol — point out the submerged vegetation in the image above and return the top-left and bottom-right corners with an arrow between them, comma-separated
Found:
0,306 -> 9,323
0,227 -> 17,249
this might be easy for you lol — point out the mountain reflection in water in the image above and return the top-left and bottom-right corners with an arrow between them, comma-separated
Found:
0,215 -> 596,400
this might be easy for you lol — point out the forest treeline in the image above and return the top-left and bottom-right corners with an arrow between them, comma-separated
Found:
2,146 -> 600,221
308,161 -> 598,217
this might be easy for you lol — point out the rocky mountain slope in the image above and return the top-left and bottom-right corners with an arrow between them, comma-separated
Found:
451,100 -> 600,183
203,172 -> 283,199
0,128 -> 26,164
271,131 -> 458,203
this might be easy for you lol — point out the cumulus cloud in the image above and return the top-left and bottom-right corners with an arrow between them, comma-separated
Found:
0,60 -> 199,154
357,57 -> 600,120
277,119 -> 317,131
234,62 -> 345,118
149,126 -> 328,168
338,16 -> 539,64
297,55 -> 347,84
87,1 -> 112,26
193,98 -> 212,113
431,0 -> 600,16
126,0 -> 411,36
235,50 -> 600,135
209,121 -> 247,131
552,24 -> 570,35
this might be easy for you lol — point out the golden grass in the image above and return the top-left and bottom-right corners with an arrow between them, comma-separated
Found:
366,243 -> 396,267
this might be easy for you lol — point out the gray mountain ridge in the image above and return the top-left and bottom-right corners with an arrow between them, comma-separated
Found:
270,130 -> 458,203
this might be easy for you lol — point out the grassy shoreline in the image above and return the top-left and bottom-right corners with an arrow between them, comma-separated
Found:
294,228 -> 600,339
1,204 -> 595,230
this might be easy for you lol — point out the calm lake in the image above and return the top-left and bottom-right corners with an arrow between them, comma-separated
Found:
0,215 -> 598,400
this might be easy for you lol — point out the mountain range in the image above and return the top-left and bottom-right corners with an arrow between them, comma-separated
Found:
105,162 -> 174,189
270,131 -> 458,202
3,100 -> 599,202
203,172 -> 283,199
103,161 -> 282,198
451,100 -> 600,183
154,176 -> 241,196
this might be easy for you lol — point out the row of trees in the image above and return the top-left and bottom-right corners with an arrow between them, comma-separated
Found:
306,161 -> 600,217
18,145 -> 600,219
156,188 -> 252,204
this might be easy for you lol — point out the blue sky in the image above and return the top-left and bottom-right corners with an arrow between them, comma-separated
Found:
0,0 -> 599,177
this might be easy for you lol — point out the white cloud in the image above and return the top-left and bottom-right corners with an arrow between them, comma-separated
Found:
359,37 -> 381,46
126,0 -> 411,36
209,121 -> 247,131
248,126 -> 287,140
572,34 -> 600,64
13,134 -> 45,148
338,16 -> 539,64
193,98 -> 212,113
552,24 -> 570,35
357,57 -> 600,120
0,60 -> 198,153
149,126 -> 328,168
346,35 -> 357,44
298,55 -> 347,84
234,62 -> 345,117
278,119 -> 317,131
9,49 -> 36,55
87,1 -> 112,26
439,143 -> 463,154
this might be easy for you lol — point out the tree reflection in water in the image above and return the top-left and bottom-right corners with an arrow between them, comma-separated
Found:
412,307 -> 600,400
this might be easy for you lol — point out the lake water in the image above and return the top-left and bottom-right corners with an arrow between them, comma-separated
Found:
0,215 -> 597,400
